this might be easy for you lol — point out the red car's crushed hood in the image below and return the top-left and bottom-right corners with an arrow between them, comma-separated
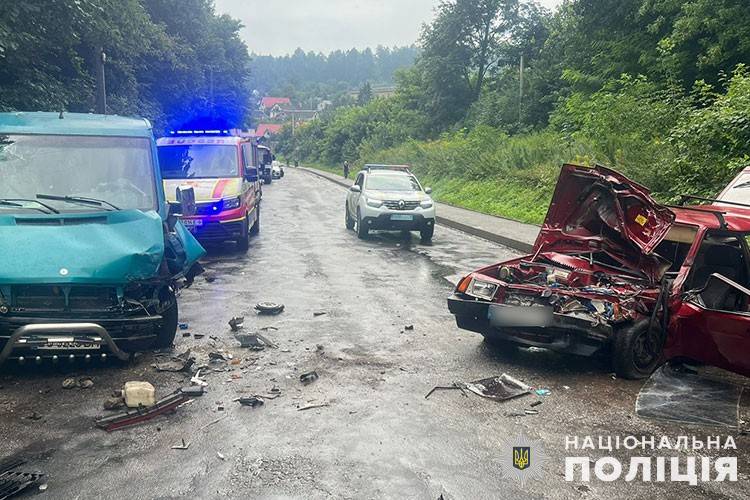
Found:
534,164 -> 675,283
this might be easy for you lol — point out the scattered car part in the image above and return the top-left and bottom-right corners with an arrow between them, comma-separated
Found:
237,396 -> 264,408
255,302 -> 285,315
228,316 -> 244,331
171,439 -> 190,450
96,390 -> 192,432
464,374 -> 530,401
298,402 -> 330,411
0,458 -> 44,500
424,382 -> 469,399
636,364 -> 742,428
530,401 -> 543,407
123,381 -> 156,408
299,371 -> 319,385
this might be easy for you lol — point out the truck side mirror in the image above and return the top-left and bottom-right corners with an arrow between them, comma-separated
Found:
245,167 -> 259,182
424,187 -> 433,194
175,186 -> 196,217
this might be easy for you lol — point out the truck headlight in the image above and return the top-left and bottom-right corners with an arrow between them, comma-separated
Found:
420,199 -> 433,209
366,198 -> 383,208
222,197 -> 241,210
467,279 -> 499,300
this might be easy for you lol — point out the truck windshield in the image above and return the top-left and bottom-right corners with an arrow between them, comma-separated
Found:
0,134 -> 156,213
159,145 -> 239,179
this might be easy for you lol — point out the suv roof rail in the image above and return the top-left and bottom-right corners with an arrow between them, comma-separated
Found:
364,164 -> 411,173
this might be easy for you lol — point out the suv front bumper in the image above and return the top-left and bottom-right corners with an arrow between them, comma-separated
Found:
360,204 -> 435,231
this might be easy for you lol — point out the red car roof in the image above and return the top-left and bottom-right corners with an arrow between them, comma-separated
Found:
672,204 -> 750,232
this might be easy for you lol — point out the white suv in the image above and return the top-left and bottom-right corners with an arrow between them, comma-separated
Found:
345,165 -> 436,241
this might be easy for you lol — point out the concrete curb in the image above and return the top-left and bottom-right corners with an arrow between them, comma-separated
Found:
296,166 -> 538,253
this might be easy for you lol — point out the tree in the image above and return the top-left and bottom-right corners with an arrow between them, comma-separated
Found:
357,82 -> 373,105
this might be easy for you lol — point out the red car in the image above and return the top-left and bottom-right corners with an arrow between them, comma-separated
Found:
448,164 -> 750,379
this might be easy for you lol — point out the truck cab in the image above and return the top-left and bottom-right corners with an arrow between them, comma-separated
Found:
0,112 -> 205,366
157,133 -> 262,251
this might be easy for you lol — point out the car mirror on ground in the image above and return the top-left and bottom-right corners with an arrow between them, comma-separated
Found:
424,187 -> 432,194
175,185 -> 197,217
350,185 -> 361,193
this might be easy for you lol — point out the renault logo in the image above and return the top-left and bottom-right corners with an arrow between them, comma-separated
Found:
398,200 -> 405,209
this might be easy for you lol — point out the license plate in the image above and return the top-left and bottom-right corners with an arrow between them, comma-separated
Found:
488,305 -> 553,327
391,214 -> 413,221
181,219 -> 203,228
35,337 -> 102,350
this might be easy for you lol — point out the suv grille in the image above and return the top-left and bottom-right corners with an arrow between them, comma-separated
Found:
383,200 -> 420,210
12,285 -> 118,312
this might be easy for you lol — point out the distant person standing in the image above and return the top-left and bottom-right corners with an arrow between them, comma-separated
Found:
343,161 -> 350,179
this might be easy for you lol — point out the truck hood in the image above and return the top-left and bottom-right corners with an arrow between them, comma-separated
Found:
534,164 -> 675,282
164,178 -> 242,202
0,210 -> 168,285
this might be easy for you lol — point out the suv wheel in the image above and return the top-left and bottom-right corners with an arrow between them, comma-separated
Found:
612,319 -> 663,379
155,291 -> 178,348
356,208 -> 369,239
345,203 -> 355,230
420,224 -> 434,241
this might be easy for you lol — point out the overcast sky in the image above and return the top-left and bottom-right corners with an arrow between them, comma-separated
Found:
214,0 -> 564,56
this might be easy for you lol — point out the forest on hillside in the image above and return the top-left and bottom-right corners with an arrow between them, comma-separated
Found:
248,46 -> 419,106
278,0 -> 750,224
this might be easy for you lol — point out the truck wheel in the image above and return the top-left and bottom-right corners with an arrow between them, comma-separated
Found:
155,292 -> 178,348
345,204 -> 355,230
237,214 -> 251,251
250,205 -> 260,236
613,319 -> 663,379
356,208 -> 369,239
420,224 -> 434,242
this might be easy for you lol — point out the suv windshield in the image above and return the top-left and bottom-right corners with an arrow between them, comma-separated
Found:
159,144 -> 239,179
366,174 -> 421,191
0,134 -> 156,213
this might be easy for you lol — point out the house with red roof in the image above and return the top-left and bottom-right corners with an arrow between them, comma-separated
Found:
259,97 -> 292,119
256,123 -> 284,138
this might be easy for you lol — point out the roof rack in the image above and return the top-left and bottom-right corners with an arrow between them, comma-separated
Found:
364,164 -> 411,172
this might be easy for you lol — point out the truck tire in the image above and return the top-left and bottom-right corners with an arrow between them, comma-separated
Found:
356,208 -> 369,239
237,214 -> 251,251
155,291 -> 178,348
612,319 -> 663,379
345,204 -> 355,230
250,205 -> 260,236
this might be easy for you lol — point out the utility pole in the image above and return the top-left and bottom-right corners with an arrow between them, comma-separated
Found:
519,54 -> 524,125
95,48 -> 107,114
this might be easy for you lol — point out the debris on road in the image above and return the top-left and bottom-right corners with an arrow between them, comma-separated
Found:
209,351 -> 232,363
228,316 -> 244,331
636,364 -> 742,428
96,389 -> 195,432
103,395 -> 125,411
217,452 -> 226,461
255,302 -> 285,315
530,400 -> 543,408
424,382 -> 469,399
0,458 -> 44,500
237,333 -> 277,350
313,311 -> 327,317
524,409 -> 539,415
194,333 -> 205,340
298,402 -> 330,411
404,324 -> 414,331
123,381 -> 156,408
179,323 -> 189,330
533,388 -> 551,396
204,273 -> 216,283
465,374 -> 530,402
299,371 -> 319,385
191,369 -> 208,387
237,396 -> 264,408
153,350 -> 194,372
62,377 -> 93,390
171,439 -> 190,450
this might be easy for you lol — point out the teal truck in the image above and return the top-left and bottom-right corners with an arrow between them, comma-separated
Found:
0,112 -> 205,365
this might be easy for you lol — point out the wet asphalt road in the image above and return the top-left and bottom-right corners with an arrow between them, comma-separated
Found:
0,168 -> 748,499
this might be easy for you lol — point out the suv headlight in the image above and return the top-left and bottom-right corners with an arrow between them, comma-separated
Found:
366,198 -> 383,208
420,199 -> 434,209
466,278 -> 499,300
222,197 -> 241,210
